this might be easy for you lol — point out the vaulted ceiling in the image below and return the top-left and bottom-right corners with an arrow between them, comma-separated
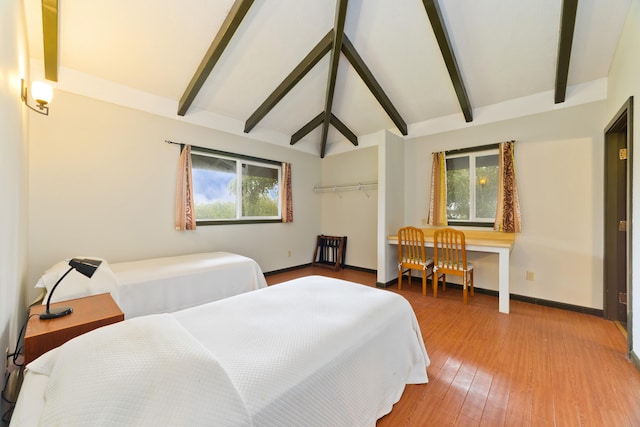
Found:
24,0 -> 631,157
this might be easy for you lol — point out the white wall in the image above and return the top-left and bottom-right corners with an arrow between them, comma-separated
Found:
607,0 -> 640,359
320,145 -> 377,269
378,130 -> 405,284
404,101 -> 606,308
0,0 -> 29,388
318,129 -> 407,282
27,90 -> 322,298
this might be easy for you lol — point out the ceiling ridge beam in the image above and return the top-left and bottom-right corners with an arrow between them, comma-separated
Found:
320,0 -> 349,158
341,35 -> 407,135
290,113 -> 324,145
244,31 -> 334,133
421,0 -> 473,122
42,0 -> 59,82
177,0 -> 255,116
555,0 -> 579,104
330,114 -> 358,146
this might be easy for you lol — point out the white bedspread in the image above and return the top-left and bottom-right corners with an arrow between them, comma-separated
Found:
27,314 -> 251,426
13,276 -> 429,426
111,252 -> 267,318
172,276 -> 429,426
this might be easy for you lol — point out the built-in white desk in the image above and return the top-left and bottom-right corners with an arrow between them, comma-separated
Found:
388,228 -> 515,314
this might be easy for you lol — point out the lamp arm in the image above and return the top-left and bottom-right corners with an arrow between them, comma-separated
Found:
21,80 -> 50,115
25,102 -> 49,115
44,266 -> 75,314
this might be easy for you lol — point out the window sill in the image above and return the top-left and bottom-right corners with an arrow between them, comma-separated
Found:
196,219 -> 282,226
447,221 -> 494,228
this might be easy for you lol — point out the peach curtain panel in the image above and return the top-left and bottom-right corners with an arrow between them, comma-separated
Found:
281,162 -> 293,223
175,145 -> 196,231
427,152 -> 448,226
494,141 -> 521,232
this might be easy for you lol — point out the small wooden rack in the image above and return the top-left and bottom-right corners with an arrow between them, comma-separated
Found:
312,235 -> 347,271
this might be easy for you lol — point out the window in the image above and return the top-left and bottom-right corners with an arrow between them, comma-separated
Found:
446,147 -> 499,225
190,148 -> 282,224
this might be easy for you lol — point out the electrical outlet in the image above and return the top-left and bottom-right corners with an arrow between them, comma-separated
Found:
287,250 -> 292,257
526,271 -> 534,281
421,218 -> 427,226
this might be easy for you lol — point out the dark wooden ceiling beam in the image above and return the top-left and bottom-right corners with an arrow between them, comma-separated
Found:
330,114 -> 358,146
421,0 -> 472,122
290,113 -> 324,145
244,31 -> 334,133
177,0 -> 254,116
320,0 -> 349,158
42,0 -> 59,82
290,112 -> 358,146
555,0 -> 579,104
341,36 -> 407,135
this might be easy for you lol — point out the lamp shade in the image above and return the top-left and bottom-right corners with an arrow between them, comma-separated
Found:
31,81 -> 53,105
69,258 -> 102,278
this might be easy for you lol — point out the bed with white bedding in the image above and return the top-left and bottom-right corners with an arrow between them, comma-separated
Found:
36,252 -> 267,318
13,276 -> 429,426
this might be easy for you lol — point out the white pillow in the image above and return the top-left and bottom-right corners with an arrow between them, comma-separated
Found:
35,258 -> 120,305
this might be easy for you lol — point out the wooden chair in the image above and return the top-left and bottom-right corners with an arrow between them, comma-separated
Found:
397,226 -> 434,296
433,228 -> 474,304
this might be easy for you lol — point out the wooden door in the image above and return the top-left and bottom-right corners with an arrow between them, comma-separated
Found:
603,98 -> 633,342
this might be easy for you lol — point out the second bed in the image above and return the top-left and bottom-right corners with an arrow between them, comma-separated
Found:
36,251 -> 268,318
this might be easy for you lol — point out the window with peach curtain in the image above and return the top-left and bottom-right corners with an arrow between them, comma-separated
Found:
175,145 -> 196,231
427,152 -> 448,226
281,162 -> 293,222
494,141 -> 521,232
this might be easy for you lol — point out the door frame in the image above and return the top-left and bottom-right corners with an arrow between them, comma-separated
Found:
604,96 -> 633,354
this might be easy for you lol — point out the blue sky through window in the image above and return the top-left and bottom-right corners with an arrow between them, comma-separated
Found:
192,169 -> 235,204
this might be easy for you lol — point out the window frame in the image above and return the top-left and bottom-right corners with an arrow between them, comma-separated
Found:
445,143 -> 499,228
189,146 -> 283,226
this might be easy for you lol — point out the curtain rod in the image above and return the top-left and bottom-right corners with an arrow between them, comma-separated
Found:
433,140 -> 515,156
164,139 -> 282,166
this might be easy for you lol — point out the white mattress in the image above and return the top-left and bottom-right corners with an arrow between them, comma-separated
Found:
110,252 -> 267,318
12,276 -> 429,426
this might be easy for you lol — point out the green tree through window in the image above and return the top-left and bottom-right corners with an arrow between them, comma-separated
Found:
241,164 -> 279,217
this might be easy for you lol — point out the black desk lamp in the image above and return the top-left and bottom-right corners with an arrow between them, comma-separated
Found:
40,258 -> 103,320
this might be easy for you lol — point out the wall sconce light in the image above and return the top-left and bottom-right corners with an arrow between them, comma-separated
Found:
21,79 -> 53,115
478,177 -> 487,186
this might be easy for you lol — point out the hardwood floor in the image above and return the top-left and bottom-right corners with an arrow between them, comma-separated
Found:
266,266 -> 640,426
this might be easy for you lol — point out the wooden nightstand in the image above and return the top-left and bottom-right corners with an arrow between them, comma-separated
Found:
24,293 -> 124,364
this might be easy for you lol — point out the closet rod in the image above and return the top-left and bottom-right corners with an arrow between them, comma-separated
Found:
312,182 -> 378,193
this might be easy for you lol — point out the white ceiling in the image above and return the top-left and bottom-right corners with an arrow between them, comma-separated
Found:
24,0 -> 631,156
